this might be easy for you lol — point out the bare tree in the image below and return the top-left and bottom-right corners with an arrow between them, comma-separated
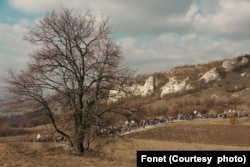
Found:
4,8 -> 134,153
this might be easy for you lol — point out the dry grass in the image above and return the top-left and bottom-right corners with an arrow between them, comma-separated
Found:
0,118 -> 250,167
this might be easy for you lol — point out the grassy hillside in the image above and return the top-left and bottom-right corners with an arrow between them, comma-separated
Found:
127,55 -> 250,118
0,118 -> 249,167
0,54 -> 249,127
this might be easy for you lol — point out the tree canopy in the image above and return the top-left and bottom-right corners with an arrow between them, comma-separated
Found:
4,8 -> 134,153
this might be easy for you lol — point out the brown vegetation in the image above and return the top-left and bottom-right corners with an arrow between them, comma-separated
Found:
0,122 -> 31,137
0,118 -> 249,167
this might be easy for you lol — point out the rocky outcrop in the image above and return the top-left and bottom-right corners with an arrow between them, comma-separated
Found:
160,77 -> 192,98
240,57 -> 249,65
109,76 -> 155,102
199,67 -> 220,83
108,88 -> 128,102
129,76 -> 155,97
109,55 -> 249,102
221,59 -> 238,71
221,57 -> 249,71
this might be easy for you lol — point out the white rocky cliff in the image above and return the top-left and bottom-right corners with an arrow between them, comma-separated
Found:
199,67 -> 220,83
222,57 -> 249,71
133,76 -> 155,96
160,77 -> 193,98
109,56 -> 249,102
109,76 -> 155,102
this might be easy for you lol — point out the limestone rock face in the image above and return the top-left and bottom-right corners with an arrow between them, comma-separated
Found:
160,77 -> 192,98
134,76 -> 155,96
221,57 -> 249,71
199,67 -> 220,83
108,89 -> 127,102
109,55 -> 249,102
221,59 -> 238,71
108,76 -> 155,102
241,57 -> 249,65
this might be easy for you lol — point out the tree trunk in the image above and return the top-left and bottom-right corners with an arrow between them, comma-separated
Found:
73,113 -> 85,154
75,132 -> 85,153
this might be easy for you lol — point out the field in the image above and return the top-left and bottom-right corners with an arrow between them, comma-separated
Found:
0,118 -> 250,167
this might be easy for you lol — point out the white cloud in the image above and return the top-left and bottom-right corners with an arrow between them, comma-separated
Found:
9,0 -> 250,36
9,0 -> 195,34
3,0 -> 250,76
193,0 -> 250,38
119,37 -> 136,49
0,20 -> 30,51
120,32 -> 250,74
0,21 -> 32,73
9,0 -> 62,13
0,53 -> 27,71
9,0 -> 96,14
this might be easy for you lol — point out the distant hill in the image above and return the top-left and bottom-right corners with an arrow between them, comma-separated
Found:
0,54 -> 249,127
109,54 -> 250,118
0,97 -> 50,127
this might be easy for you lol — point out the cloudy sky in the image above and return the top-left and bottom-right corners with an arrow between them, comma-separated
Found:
0,0 -> 250,77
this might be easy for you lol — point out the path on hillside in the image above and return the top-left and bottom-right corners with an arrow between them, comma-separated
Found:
120,117 -> 250,136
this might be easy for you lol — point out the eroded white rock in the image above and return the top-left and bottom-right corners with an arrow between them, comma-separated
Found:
160,77 -> 192,98
221,57 -> 249,71
221,59 -> 238,71
108,76 -> 155,102
199,67 -> 220,83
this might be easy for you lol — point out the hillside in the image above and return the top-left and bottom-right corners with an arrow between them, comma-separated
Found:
0,98 -> 50,127
0,54 -> 249,126
118,54 -> 250,118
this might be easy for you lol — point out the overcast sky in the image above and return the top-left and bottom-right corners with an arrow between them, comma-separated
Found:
1,0 -> 250,77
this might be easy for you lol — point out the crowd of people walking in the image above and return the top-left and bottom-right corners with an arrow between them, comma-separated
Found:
96,109 -> 250,136
33,109 -> 249,140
